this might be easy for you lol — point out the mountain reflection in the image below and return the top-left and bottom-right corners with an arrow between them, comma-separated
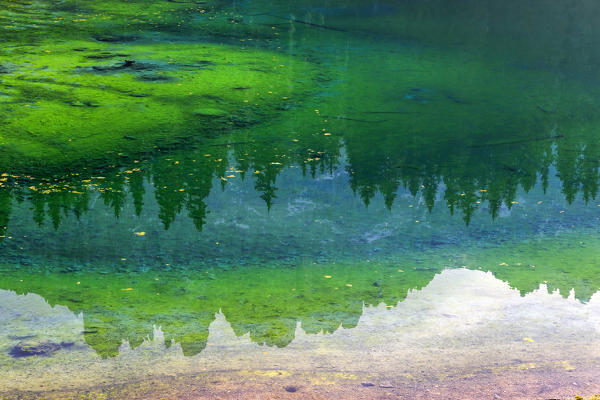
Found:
2,250 -> 599,358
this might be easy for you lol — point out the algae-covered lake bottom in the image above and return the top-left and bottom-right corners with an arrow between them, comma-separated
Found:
3,0 -> 600,399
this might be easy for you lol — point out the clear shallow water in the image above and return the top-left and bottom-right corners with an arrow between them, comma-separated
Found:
2,1 -> 600,399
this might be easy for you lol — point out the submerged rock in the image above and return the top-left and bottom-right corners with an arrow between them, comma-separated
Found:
93,34 -> 139,43
193,107 -> 229,117
137,73 -> 174,82
91,59 -> 157,73
9,341 -> 61,357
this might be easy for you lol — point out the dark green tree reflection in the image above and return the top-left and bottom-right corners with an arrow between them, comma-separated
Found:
1,120 -> 600,235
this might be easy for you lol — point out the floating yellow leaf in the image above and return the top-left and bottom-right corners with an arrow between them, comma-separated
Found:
133,232 -> 146,236
121,288 -> 134,291
523,338 -> 534,342
324,275 -> 332,279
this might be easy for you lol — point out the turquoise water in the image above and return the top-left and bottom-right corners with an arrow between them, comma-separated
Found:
2,1 -> 600,399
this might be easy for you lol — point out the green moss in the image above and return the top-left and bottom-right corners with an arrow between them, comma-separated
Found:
0,40 -> 317,170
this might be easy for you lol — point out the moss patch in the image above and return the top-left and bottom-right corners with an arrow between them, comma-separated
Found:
0,40 -> 316,170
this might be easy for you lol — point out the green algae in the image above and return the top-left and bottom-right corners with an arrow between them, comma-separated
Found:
0,0 -> 318,172
472,236 -> 600,302
0,39 -> 317,170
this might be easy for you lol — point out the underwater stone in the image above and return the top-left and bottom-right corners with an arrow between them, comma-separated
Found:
137,74 -> 174,82
193,108 -> 229,117
86,52 -> 131,60
93,35 -> 139,43
9,341 -> 61,357
91,60 -> 157,73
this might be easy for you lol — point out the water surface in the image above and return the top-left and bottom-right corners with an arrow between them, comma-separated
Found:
1,1 -> 600,399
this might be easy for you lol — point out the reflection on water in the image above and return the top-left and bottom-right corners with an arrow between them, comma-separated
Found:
2,269 -> 600,395
2,233 -> 600,359
2,0 -> 600,398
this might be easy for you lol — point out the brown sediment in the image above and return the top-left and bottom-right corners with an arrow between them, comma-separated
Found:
3,365 -> 600,400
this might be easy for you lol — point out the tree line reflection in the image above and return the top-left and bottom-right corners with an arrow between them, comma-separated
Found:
1,117 -> 600,240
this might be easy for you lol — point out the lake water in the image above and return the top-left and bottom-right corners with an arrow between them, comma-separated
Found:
1,1 -> 600,399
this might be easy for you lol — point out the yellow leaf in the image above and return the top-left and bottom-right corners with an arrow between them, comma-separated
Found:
121,288 -> 133,291
323,275 -> 332,279
523,338 -> 534,342
133,232 -> 146,236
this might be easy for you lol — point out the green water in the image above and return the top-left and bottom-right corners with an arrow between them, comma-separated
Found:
2,0 -> 600,398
